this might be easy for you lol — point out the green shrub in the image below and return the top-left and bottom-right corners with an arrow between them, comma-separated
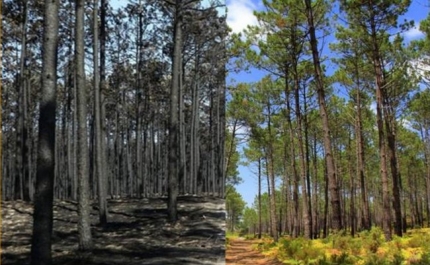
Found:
330,252 -> 354,265
250,228 -> 430,265
278,237 -> 326,263
407,233 -> 430,248
391,253 -> 404,265
316,256 -> 331,265
363,227 -> 384,253
363,254 -> 387,265
280,237 -> 310,257
412,252 -> 430,265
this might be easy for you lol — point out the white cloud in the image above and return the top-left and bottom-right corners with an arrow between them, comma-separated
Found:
226,0 -> 258,34
404,24 -> 424,40
409,58 -> 430,82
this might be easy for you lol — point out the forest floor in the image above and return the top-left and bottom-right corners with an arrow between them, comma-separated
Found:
1,196 -> 225,265
226,228 -> 430,265
226,238 -> 283,265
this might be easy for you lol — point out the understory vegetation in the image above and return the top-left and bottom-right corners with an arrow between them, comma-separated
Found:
227,227 -> 430,265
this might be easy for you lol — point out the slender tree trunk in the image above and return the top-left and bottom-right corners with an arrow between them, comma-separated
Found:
266,101 -> 278,242
168,0 -> 182,222
66,64 -> 74,200
93,0 -> 108,226
385,108 -> 402,236
100,0 -> 108,201
294,71 -> 311,239
76,0 -> 93,250
265,157 -> 272,236
30,1 -> 59,264
191,70 -> 200,195
258,158 -> 262,239
303,91 -> 313,238
284,82 -> 300,238
348,133 -> 356,237
16,0 -> 29,201
323,159 -> 329,238
369,15 -> 392,241
375,78 -> 392,241
304,0 -> 343,231
355,82 -> 371,230
179,61 -> 186,195
282,141 -> 290,236
72,61 -> 78,202
217,65 -> 226,197
312,137 -> 319,238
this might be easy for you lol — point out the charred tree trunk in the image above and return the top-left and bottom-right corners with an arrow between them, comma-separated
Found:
30,1 -> 59,264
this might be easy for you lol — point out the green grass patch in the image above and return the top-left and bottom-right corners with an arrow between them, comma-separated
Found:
256,228 -> 430,265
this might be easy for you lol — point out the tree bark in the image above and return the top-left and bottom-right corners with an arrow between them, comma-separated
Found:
30,1 -> 59,264
93,0 -> 108,226
76,0 -> 93,250
369,14 -> 393,241
304,0 -> 343,231
266,101 -> 278,242
355,81 -> 371,231
258,158 -> 262,239
168,0 -> 182,223
285,90 -> 300,238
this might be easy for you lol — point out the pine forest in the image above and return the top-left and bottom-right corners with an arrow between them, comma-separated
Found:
225,0 -> 430,264
1,0 -> 227,264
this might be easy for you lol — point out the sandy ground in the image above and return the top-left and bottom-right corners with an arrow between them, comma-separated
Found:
2,196 -> 226,265
226,238 -> 283,265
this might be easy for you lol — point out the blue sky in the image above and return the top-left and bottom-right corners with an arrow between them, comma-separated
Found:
226,0 -> 428,208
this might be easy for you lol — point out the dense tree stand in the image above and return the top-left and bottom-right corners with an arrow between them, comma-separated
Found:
2,0 -> 227,263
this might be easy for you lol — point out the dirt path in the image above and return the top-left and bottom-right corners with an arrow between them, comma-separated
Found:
226,238 -> 283,265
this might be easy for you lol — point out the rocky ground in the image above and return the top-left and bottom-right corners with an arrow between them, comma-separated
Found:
226,238 -> 283,265
2,196 -> 225,265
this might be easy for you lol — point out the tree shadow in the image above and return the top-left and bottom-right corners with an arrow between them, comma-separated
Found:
2,198 -> 226,265
2,252 -> 29,265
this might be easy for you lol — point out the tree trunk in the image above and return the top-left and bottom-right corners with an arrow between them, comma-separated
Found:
100,0 -> 108,200
369,15 -> 392,241
348,133 -> 356,237
76,0 -> 93,250
323,159 -> 329,238
30,1 -> 59,264
355,83 -> 371,231
93,0 -> 108,226
168,0 -> 182,223
266,102 -> 278,242
385,108 -> 402,236
304,0 -> 343,231
294,70 -> 311,239
265,157 -> 272,236
284,82 -> 300,238
16,0 -> 29,201
258,158 -> 262,239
